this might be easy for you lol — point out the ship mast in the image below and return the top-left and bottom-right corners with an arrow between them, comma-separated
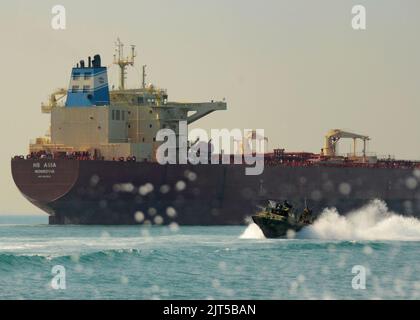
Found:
142,64 -> 147,89
113,38 -> 136,90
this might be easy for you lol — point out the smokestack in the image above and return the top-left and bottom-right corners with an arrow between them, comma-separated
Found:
80,60 -> 85,68
88,56 -> 92,68
92,54 -> 101,68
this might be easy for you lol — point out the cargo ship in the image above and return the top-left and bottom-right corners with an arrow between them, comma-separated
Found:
11,40 -> 420,224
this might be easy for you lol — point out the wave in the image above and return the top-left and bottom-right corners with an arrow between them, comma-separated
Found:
0,248 -> 144,267
298,199 -> 420,241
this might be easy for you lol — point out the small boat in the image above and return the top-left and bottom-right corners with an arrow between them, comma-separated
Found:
252,200 -> 314,238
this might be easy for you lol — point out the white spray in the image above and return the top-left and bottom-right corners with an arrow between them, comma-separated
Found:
241,199 -> 420,241
240,223 -> 266,239
298,199 -> 420,241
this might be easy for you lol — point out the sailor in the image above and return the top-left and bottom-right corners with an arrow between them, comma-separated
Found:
274,202 -> 282,214
300,207 -> 313,224
282,200 -> 292,214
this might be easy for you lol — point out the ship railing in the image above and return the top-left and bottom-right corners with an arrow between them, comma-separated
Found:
340,152 -> 377,158
377,154 -> 396,160
263,156 -> 420,169
109,138 -> 130,143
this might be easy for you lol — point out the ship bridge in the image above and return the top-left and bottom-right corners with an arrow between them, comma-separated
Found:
30,39 -> 226,162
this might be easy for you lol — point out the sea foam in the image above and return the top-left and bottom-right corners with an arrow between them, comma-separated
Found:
298,199 -> 420,241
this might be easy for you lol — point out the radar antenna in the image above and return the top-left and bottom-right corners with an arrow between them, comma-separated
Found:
113,38 -> 136,90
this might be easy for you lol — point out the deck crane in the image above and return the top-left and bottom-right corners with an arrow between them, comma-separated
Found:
322,129 -> 370,159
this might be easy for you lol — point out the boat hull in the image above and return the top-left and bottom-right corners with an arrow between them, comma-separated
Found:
11,159 -> 420,225
252,215 -> 305,238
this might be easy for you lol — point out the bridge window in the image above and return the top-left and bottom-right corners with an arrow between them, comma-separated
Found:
137,97 -> 144,104
84,73 -> 92,80
83,85 -> 90,93
71,85 -> 79,93
116,110 -> 120,120
72,73 -> 80,80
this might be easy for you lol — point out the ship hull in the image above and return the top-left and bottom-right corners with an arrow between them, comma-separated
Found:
11,159 -> 420,225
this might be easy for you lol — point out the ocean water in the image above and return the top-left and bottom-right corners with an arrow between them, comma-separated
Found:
1,200 -> 420,300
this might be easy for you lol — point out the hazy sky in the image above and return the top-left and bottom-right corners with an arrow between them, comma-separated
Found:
1,0 -> 420,214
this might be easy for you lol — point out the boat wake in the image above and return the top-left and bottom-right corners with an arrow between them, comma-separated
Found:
298,199 -> 420,241
239,223 -> 266,239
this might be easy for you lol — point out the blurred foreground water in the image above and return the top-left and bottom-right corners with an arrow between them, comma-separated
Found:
1,201 -> 420,300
